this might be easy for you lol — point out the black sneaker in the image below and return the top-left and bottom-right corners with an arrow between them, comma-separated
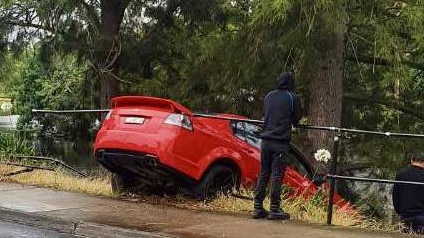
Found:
267,208 -> 290,220
252,207 -> 269,219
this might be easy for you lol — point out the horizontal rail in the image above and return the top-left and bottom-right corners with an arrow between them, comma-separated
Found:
193,113 -> 424,138
32,109 -> 110,114
1,155 -> 87,177
0,162 -> 55,171
193,113 -> 264,124
31,109 -> 424,138
1,168 -> 34,177
327,174 -> 424,186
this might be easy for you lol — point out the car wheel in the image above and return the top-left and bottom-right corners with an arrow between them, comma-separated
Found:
192,165 -> 238,201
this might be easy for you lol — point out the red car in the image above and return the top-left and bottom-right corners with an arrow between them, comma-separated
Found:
94,96 -> 348,207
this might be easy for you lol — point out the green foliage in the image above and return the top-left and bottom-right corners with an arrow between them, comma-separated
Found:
341,0 -> 424,182
10,49 -> 97,139
0,52 -> 24,98
0,131 -> 35,155
13,56 -> 44,126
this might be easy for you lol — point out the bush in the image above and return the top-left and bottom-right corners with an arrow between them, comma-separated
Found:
0,132 -> 35,155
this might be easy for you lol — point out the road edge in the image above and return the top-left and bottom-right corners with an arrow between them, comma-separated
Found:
0,207 -> 172,238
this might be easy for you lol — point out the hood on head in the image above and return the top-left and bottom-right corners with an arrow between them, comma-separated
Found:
275,72 -> 294,91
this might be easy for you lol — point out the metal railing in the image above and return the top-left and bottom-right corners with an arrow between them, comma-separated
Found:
191,113 -> 424,225
0,154 -> 88,177
31,109 -> 424,225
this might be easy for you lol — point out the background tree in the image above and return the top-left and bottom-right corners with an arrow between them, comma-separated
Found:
2,1 -> 424,196
0,0 -> 225,108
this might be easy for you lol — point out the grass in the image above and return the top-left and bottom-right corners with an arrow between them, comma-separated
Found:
0,165 -> 113,197
0,164 -> 401,233
0,132 -> 35,155
210,190 -> 364,226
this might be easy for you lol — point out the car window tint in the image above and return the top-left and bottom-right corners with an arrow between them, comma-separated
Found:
232,121 -> 245,140
244,123 -> 262,149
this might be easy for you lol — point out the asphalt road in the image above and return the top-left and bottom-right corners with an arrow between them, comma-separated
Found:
0,182 -> 404,238
0,220 -> 79,238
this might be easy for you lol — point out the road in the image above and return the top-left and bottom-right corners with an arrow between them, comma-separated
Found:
0,182 -> 405,238
0,220 -> 79,238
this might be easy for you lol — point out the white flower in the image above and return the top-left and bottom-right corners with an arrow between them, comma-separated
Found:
314,149 -> 331,163
1,102 -> 13,111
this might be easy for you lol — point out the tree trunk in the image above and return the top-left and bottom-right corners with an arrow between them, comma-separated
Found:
97,0 -> 127,109
302,3 -> 346,174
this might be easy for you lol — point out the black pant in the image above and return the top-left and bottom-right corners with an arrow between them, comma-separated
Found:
254,140 -> 288,209
403,215 -> 424,234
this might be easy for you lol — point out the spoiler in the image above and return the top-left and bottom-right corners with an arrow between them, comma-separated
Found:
112,96 -> 193,115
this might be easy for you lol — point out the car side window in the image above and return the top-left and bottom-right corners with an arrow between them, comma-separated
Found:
231,121 -> 262,149
244,123 -> 262,149
232,121 -> 246,141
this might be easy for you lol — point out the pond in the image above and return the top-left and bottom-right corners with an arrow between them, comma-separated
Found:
0,123 -> 102,175
34,136 -> 101,174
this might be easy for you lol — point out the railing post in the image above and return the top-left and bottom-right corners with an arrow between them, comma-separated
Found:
327,131 -> 340,226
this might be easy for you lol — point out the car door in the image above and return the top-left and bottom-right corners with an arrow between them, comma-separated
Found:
283,150 -> 319,198
170,117 -> 222,173
235,122 -> 319,195
230,121 -> 261,186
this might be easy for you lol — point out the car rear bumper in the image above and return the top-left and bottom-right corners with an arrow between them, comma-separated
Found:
95,149 -> 196,187
96,150 -> 159,174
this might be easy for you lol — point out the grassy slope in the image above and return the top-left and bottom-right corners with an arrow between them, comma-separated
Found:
0,165 -> 399,232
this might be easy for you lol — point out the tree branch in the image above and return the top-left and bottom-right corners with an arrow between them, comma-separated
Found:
1,20 -> 53,32
344,93 -> 424,121
346,54 -> 424,71
75,0 -> 100,27
123,0 -> 133,9
339,162 -> 373,173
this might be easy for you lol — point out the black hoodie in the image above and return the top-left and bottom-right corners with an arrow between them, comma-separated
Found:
260,73 -> 301,143
392,165 -> 424,219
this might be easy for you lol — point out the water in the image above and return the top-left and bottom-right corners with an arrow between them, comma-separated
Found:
0,123 -> 102,175
34,136 -> 101,174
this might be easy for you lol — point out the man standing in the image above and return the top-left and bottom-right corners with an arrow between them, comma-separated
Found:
392,152 -> 424,234
253,72 -> 301,220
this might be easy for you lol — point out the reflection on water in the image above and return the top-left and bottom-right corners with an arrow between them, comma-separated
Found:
0,114 -> 103,174
0,124 -> 102,174
34,136 -> 101,174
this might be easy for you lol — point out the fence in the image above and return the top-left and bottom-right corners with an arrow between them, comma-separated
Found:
32,109 -> 424,226
193,113 -> 424,225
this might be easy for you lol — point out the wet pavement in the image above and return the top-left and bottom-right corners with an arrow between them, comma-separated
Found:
0,182 -> 411,238
0,220 -> 79,238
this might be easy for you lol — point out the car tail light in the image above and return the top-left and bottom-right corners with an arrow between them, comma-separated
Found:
164,113 -> 193,131
105,110 -> 113,120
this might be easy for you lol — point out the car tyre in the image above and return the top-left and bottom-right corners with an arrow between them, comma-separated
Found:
192,165 -> 238,201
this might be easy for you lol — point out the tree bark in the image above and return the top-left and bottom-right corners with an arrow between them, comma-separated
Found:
302,3 -> 346,174
97,0 -> 128,109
